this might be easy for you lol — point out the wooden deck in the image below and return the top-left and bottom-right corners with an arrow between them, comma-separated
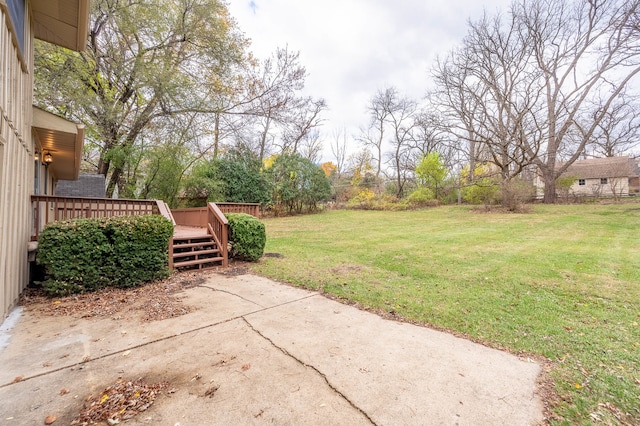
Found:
173,225 -> 209,239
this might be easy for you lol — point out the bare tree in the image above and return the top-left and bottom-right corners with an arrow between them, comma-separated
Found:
385,91 -> 419,198
359,88 -> 395,184
330,127 -> 349,177
583,93 -> 640,157
297,129 -> 324,163
430,0 -> 640,203
249,47 -> 308,160
278,97 -> 327,155
519,0 -> 640,203
431,11 -> 542,202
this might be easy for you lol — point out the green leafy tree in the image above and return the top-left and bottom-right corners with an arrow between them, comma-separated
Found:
216,148 -> 271,204
182,161 -> 224,207
415,152 -> 448,200
266,153 -> 331,214
182,148 -> 271,206
34,0 -> 249,197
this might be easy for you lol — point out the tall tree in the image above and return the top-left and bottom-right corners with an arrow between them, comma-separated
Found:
582,93 -> 640,157
430,0 -> 640,203
35,0 -> 249,197
519,0 -> 640,202
383,89 -> 419,198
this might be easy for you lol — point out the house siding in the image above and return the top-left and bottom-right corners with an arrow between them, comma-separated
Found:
0,2 -> 34,320
571,177 -> 629,197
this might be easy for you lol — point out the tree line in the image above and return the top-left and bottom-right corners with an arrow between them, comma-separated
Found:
34,0 -> 640,208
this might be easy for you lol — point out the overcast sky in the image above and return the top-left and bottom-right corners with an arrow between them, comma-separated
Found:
226,0 -> 513,161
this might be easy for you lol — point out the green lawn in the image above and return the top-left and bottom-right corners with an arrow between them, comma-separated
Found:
251,204 -> 640,425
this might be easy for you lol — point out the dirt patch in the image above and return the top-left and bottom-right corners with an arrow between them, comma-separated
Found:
220,262 -> 251,277
329,264 -> 367,275
19,270 -> 212,322
263,252 -> 284,258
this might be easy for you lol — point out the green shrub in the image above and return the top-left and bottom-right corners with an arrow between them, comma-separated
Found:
226,213 -> 266,261
462,177 -> 501,205
37,218 -> 114,295
407,187 -> 435,206
108,215 -> 174,287
37,215 -> 173,296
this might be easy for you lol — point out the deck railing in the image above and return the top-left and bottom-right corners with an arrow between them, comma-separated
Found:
30,195 -> 172,241
216,202 -> 261,217
207,202 -> 228,267
171,207 -> 208,228
171,203 -> 260,228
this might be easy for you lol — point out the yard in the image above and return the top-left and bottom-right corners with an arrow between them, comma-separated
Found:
252,203 -> 640,425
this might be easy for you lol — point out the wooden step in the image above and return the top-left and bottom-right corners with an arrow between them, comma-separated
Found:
172,240 -> 216,249
172,248 -> 220,259
170,231 -> 224,270
173,257 -> 224,268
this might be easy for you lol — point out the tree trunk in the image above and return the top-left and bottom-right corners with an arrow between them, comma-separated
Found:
213,113 -> 220,159
542,170 -> 557,204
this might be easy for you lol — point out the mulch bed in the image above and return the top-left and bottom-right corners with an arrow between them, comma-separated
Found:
19,270 -> 213,322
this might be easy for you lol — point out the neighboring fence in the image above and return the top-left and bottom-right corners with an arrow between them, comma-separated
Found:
30,195 -> 172,241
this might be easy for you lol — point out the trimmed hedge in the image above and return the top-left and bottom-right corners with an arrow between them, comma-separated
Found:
37,214 -> 173,296
226,213 -> 266,261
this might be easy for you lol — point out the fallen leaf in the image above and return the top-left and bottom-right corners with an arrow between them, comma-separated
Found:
13,376 -> 23,383
574,383 -> 583,389
44,414 -> 57,424
43,362 -> 52,367
241,364 -> 251,371
60,388 -> 70,395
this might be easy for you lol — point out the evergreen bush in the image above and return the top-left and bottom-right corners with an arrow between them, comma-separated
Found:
37,215 -> 173,296
226,213 -> 266,261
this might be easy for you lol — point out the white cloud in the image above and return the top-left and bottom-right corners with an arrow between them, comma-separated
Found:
227,0 -> 513,161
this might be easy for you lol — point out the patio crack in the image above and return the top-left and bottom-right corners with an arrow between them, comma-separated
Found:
198,285 -> 265,308
241,317 -> 378,426
0,293 -> 319,388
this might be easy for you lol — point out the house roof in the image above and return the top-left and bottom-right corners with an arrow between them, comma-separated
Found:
32,106 -> 84,181
559,157 -> 634,179
56,174 -> 106,197
31,0 -> 90,52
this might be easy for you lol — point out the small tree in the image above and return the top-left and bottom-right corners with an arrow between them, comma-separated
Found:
216,148 -> 271,204
415,152 -> 448,201
556,175 -> 577,203
461,164 -> 501,207
266,153 -> 331,214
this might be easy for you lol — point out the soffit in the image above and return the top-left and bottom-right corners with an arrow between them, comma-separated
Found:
32,106 -> 84,180
31,0 -> 89,51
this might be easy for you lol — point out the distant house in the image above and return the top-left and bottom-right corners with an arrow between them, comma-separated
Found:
535,156 -> 639,199
0,0 -> 89,320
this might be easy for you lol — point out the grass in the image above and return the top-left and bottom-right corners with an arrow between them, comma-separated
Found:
251,203 -> 640,425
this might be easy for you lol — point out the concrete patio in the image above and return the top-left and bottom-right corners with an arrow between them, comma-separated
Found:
0,272 -> 544,425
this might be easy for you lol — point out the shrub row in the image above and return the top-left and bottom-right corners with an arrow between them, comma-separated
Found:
37,215 -> 174,296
